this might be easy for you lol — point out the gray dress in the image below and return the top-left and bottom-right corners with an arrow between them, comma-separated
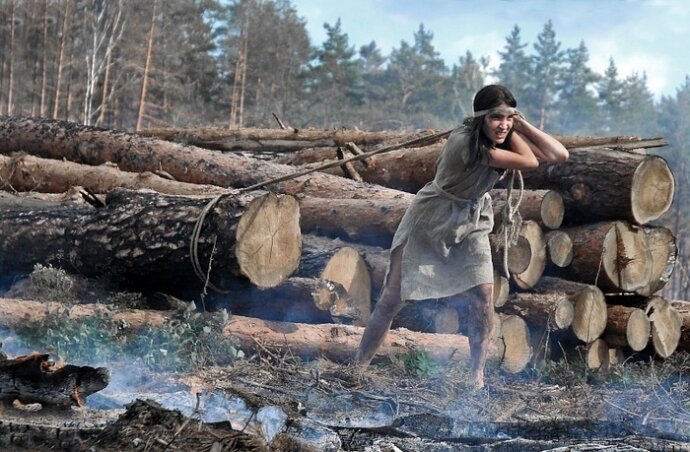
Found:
392,128 -> 502,301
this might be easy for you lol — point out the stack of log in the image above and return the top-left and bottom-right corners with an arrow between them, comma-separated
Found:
0,117 -> 683,376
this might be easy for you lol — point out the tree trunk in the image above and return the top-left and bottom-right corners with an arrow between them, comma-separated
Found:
497,314 -> 532,373
0,189 -> 301,295
499,291 -> 574,331
0,351 -> 109,407
510,221 -> 546,289
604,305 -> 650,352
531,277 -> 607,343
0,117 -> 413,202
492,189 -> 564,230
585,339 -> 610,370
139,127 -> 431,154
135,0 -> 157,132
0,153 -> 226,196
562,221 -> 652,293
670,300 -> 690,353
225,277 -> 352,325
635,226 -> 677,297
645,296 -> 681,358
311,137 -> 665,196
0,298 -> 479,367
522,147 -> 674,225
52,0 -> 70,119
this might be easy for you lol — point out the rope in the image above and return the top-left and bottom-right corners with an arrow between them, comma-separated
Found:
495,169 -> 524,278
188,128 -> 453,293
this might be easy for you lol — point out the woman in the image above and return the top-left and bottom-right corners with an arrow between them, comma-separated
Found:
355,84 -> 569,388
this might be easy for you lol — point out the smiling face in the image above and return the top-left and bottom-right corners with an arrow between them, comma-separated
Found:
481,103 -> 515,145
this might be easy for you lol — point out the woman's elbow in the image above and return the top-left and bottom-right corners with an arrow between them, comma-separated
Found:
545,148 -> 569,162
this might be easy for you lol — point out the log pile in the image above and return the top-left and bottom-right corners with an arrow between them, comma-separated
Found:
0,116 -> 684,377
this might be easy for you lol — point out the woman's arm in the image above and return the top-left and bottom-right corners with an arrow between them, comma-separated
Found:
488,131 -> 539,170
513,116 -> 569,162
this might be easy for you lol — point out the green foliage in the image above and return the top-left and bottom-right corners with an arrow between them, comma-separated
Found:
390,350 -> 440,378
14,301 -> 241,372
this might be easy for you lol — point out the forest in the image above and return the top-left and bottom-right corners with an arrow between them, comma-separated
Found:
0,0 -> 688,299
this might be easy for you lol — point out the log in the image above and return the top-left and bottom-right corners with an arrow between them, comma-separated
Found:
137,126 -> 427,153
521,145 -> 674,225
0,189 -> 301,294
493,269 -> 510,308
562,221 -> 652,293
0,117 -> 414,202
670,300 -> 690,353
0,153 -> 225,196
544,230 -> 573,268
645,296 -> 681,358
604,305 -> 651,352
511,220 -> 546,289
635,226 -> 677,296
298,235 -> 377,326
225,277 -> 352,324
499,291 -> 574,331
585,338 -> 610,370
531,277 -> 607,343
492,189 -> 564,230
309,136 -> 661,194
393,300 -> 460,334
299,189 -> 558,248
0,298 -> 479,368
497,314 -> 532,373
0,351 -> 109,407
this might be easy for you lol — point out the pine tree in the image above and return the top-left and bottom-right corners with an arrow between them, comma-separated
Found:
597,58 -> 625,134
449,51 -> 488,121
494,25 -> 530,102
554,41 -> 599,134
525,20 -> 564,130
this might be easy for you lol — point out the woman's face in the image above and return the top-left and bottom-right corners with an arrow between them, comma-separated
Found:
482,103 -> 515,145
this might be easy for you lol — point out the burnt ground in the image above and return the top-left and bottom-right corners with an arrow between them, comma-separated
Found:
3,353 -> 690,451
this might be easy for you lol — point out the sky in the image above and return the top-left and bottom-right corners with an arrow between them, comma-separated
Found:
289,0 -> 689,100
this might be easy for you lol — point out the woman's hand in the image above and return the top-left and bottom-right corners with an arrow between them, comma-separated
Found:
488,131 -> 539,170
513,116 -> 569,162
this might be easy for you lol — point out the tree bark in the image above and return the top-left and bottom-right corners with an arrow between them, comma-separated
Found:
139,127 -> 432,154
561,221 -> 652,293
604,305 -> 650,352
0,189 -> 301,295
0,351 -> 109,407
0,117 -> 413,202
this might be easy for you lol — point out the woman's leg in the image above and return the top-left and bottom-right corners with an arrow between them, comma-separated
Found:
355,246 -> 406,367
447,283 -> 494,388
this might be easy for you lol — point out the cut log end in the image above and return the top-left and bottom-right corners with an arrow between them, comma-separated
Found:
627,308 -> 652,351
512,221 -> 546,289
586,338 -> 610,370
498,314 -> 532,373
602,221 -> 652,293
493,270 -> 509,308
631,156 -> 675,225
545,230 -> 573,268
236,193 -> 302,288
507,235 -> 532,275
553,297 -> 575,330
572,286 -> 607,343
636,226 -> 677,297
321,247 -> 372,326
541,190 -> 564,229
646,296 -> 682,358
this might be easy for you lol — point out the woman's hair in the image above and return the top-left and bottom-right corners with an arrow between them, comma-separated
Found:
462,84 -> 517,164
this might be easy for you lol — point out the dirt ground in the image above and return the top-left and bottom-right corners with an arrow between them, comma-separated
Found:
3,352 -> 690,451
